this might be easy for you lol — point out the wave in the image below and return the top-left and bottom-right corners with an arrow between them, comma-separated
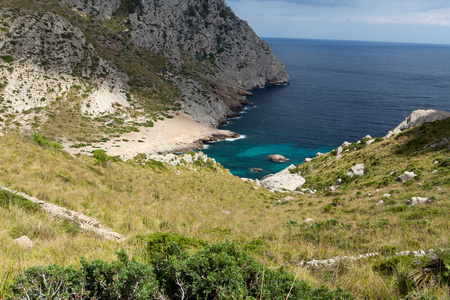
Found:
225,135 -> 247,142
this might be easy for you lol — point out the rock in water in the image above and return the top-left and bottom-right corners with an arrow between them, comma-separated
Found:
268,154 -> 287,162
260,165 -> 305,192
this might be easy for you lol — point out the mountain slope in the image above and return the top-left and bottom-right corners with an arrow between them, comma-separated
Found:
0,0 -> 289,148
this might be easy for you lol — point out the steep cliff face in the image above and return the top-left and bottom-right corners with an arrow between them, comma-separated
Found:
1,0 -> 289,142
61,0 -> 289,125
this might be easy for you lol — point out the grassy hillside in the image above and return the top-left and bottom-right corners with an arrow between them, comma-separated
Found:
0,117 -> 449,298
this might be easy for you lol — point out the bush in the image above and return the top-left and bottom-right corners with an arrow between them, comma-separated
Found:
8,241 -> 354,299
31,132 -> 63,149
8,251 -> 160,300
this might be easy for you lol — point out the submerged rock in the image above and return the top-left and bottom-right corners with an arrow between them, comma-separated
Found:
268,154 -> 287,162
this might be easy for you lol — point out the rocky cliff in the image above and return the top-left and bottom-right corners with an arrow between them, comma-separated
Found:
0,0 -> 289,141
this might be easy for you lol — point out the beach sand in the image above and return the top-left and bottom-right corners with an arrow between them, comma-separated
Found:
64,113 -> 238,160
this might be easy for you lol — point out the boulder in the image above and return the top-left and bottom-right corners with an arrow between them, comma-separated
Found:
14,235 -> 33,248
365,139 -> 375,146
397,171 -> 416,183
268,154 -> 287,162
316,152 -> 324,157
305,218 -> 314,223
341,141 -> 351,148
304,158 -> 312,162
251,168 -> 263,172
260,165 -> 306,192
345,164 -> 364,178
336,146 -> 343,157
406,197 -> 430,206
384,128 -> 401,140
376,200 -> 384,206
394,109 -> 450,132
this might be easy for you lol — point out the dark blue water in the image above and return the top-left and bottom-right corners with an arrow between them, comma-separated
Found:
204,38 -> 450,179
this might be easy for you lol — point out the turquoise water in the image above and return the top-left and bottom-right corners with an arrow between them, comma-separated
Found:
203,38 -> 450,179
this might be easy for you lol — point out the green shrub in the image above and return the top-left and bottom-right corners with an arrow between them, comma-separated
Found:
8,241 -> 354,299
9,251 -> 160,300
149,242 -> 354,299
31,132 -> 63,149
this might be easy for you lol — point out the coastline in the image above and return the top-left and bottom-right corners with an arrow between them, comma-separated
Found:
64,113 -> 239,160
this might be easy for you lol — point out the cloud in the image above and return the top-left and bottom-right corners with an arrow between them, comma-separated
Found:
227,0 -> 450,44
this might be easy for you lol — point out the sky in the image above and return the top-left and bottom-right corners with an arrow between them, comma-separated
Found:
226,0 -> 450,45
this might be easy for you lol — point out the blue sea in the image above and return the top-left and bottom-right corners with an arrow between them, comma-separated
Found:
203,38 -> 450,179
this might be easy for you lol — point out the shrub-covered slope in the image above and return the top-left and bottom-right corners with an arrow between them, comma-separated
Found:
0,117 -> 449,298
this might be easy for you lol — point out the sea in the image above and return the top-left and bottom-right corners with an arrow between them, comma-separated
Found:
203,38 -> 450,179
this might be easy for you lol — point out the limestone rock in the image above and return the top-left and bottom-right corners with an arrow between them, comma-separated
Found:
268,154 -> 287,162
383,194 -> 391,198
397,171 -> 416,183
406,197 -> 430,206
251,168 -> 263,172
305,218 -> 314,223
260,165 -> 306,192
304,158 -> 312,162
376,200 -> 384,206
316,152 -> 324,157
14,235 -> 33,248
345,164 -> 364,178
394,109 -> 450,132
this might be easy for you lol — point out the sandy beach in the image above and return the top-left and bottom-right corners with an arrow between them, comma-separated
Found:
65,113 -> 238,160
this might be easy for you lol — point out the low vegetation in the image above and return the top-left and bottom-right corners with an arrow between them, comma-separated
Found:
0,117 -> 448,298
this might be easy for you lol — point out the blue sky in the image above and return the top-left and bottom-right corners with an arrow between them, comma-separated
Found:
226,0 -> 450,44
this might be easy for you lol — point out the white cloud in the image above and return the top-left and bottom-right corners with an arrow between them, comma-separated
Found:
227,0 -> 450,43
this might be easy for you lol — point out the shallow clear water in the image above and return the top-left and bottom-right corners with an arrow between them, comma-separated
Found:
203,38 -> 450,179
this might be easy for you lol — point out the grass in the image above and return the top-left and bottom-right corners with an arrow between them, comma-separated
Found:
0,118 -> 449,298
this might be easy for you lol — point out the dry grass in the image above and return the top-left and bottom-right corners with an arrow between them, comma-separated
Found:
0,119 -> 449,299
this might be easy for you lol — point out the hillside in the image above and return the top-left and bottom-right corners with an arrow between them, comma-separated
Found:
0,0 -> 288,152
1,113 -> 449,298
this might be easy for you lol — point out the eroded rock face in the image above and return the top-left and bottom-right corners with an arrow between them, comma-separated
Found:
61,0 -> 290,126
260,165 -> 306,192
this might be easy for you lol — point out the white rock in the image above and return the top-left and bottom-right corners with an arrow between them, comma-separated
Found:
432,170 -> 438,174
394,109 -> 450,131
304,157 -> 312,162
316,152 -> 324,157
365,139 -> 375,146
222,210 -> 230,214
175,171 -> 180,176
336,146 -> 343,156
376,200 -> 384,206
260,165 -> 306,192
383,194 -> 391,198
284,196 -> 294,201
406,197 -> 430,206
14,236 -> 33,248
364,135 -> 372,139
384,128 -> 402,140
345,164 -> 364,178
433,160 -> 439,165
305,218 -> 314,223
341,141 -> 351,148
397,171 -> 416,183
330,186 -> 337,192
